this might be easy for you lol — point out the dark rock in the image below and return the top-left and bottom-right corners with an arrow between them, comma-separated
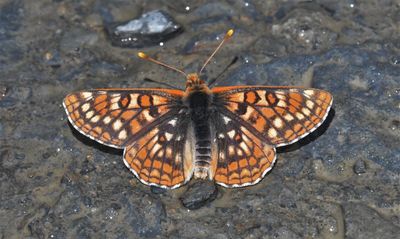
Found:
353,159 -> 367,175
14,152 -> 25,160
150,185 -> 167,194
106,10 -> 183,48
180,181 -> 218,210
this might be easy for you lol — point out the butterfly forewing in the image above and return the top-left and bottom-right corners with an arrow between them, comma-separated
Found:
212,86 -> 333,147
63,89 -> 184,148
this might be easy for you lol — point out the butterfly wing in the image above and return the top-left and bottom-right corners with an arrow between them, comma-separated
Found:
63,88 -> 184,148
64,88 -> 194,188
211,113 -> 276,187
211,86 -> 332,187
212,86 -> 333,147
123,113 -> 194,189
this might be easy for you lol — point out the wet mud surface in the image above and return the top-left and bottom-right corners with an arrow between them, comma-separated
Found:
0,0 -> 399,238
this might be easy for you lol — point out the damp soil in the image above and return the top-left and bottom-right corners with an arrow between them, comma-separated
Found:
0,0 -> 399,238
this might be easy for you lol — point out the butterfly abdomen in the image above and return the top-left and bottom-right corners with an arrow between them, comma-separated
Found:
186,89 -> 213,179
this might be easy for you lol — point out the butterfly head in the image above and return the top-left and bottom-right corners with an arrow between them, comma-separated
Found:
184,73 -> 211,94
186,73 -> 205,87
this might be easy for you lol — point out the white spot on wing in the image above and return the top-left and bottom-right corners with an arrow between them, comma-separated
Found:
240,142 -> 249,154
118,129 -> 127,140
165,132 -> 173,141
227,130 -> 235,139
284,114 -> 294,122
166,147 -> 172,157
273,118 -> 283,128
81,92 -> 93,99
91,115 -> 100,123
157,150 -> 164,157
237,148 -> 243,156
242,107 -> 254,120
223,116 -> 231,124
268,128 -> 278,138
169,119 -> 177,126
111,96 -> 121,103
275,91 -> 286,100
103,116 -> 112,124
277,100 -> 287,107
152,143 -> 162,154
85,110 -> 94,119
113,119 -> 123,130
302,108 -> 311,116
306,100 -> 314,109
228,145 -> 235,156
143,109 -> 154,121
110,103 -> 119,110
296,112 -> 305,120
128,93 -> 140,108
81,103 -> 90,112
304,90 -> 315,96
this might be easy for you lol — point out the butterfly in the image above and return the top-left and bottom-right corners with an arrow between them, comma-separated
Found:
63,29 -> 333,189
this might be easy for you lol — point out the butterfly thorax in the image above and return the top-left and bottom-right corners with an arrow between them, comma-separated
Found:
183,73 -> 215,179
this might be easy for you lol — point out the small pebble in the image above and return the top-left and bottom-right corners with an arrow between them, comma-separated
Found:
180,181 -> 218,210
353,159 -> 367,175
106,10 -> 182,48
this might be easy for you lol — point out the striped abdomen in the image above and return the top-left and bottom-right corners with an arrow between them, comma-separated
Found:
187,90 -> 213,179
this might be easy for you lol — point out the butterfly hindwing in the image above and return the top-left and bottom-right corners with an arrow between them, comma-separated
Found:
212,86 -> 333,147
63,88 -> 184,148
123,114 -> 194,188
211,113 -> 276,187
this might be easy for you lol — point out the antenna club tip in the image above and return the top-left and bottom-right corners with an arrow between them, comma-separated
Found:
137,52 -> 148,59
226,29 -> 234,38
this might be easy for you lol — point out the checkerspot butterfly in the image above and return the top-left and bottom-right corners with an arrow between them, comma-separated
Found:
63,29 -> 333,189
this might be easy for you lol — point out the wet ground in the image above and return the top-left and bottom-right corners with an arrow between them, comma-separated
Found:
1,0 -> 399,238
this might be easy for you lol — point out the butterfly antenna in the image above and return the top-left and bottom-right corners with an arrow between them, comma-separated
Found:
199,29 -> 234,75
138,52 -> 188,78
208,56 -> 238,87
